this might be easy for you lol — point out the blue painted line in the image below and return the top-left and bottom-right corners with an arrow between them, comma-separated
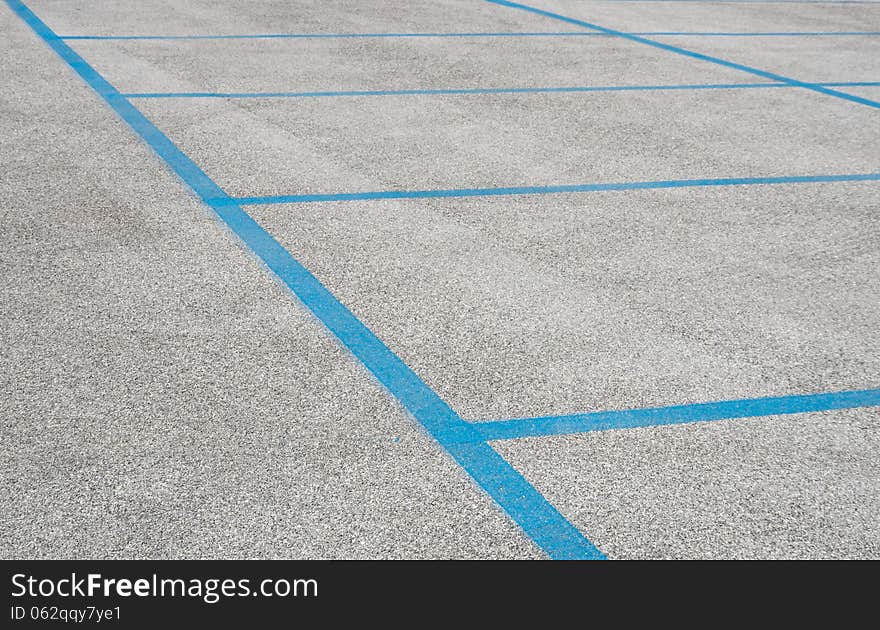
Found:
59,30 -> 880,41
4,0 -> 604,560
485,0 -> 880,109
224,173 -> 880,206
123,83 -> 776,98
645,32 -> 880,36
60,31 -> 607,41
819,82 -> 880,87
596,0 -> 880,3
473,389 -> 880,441
593,1 -> 879,3
122,81 -> 880,99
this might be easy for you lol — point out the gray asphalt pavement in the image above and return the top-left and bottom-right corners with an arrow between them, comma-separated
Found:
2,0 -> 878,559
0,3 -> 540,559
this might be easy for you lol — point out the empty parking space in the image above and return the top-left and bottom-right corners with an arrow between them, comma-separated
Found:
28,0 -> 570,37
493,406 -> 880,559
133,88 -> 876,196
71,35 -> 772,95
250,183 -> 879,420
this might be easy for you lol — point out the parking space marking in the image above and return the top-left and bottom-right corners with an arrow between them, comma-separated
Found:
59,31 -> 880,41
596,0 -> 879,4
5,0 -> 606,560
220,173 -> 880,206
473,389 -> 880,441
120,81 -> 880,99
9,0 -> 878,559
647,31 -> 880,36
60,31 -> 608,41
485,0 -> 880,108
634,31 -> 880,35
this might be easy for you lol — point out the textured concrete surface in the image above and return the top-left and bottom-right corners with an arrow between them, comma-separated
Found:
251,183 -> 880,420
72,34 -> 769,95
134,87 -> 876,196
4,0 -> 879,560
839,85 -> 880,100
493,407 -> 880,559
28,0 -> 569,36
533,0 -> 880,33
650,35 -> 880,83
0,2 -> 540,559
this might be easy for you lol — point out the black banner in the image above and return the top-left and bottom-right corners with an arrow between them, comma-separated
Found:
1,560 -> 870,627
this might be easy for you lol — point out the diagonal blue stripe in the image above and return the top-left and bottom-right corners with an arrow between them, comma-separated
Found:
484,0 -> 880,109
4,0 -> 604,560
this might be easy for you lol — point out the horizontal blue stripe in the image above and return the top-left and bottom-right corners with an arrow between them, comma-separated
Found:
60,31 -> 606,40
4,0 -> 604,560
594,1 -> 879,3
60,30 -> 880,41
224,173 -> 880,206
485,0 -> 880,109
122,81 -> 880,99
473,389 -> 880,441
648,31 -> 880,36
